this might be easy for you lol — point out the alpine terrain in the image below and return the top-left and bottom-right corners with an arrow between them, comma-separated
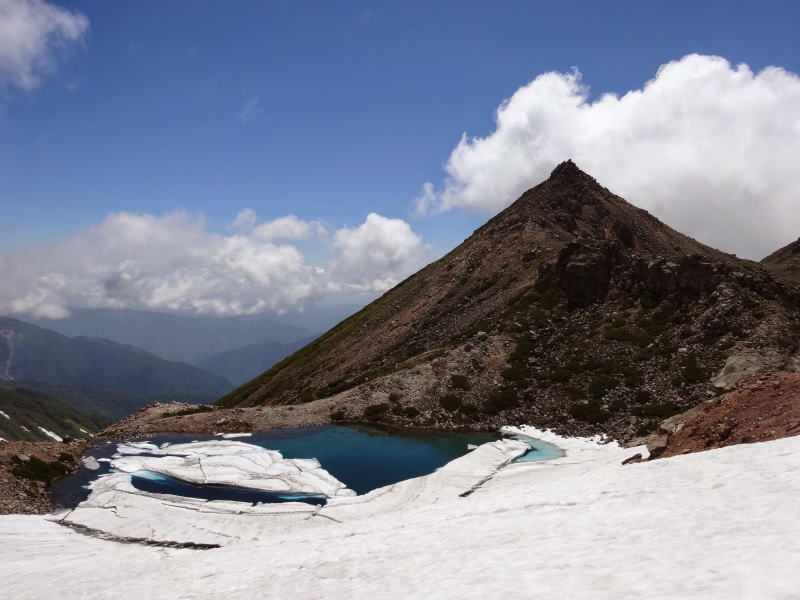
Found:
207,161 -> 800,442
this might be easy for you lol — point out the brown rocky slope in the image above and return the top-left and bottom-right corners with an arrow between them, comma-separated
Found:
651,370 -> 800,458
762,237 -> 800,282
212,161 -> 800,442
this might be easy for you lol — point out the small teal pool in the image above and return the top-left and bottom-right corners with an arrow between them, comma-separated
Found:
51,425 -> 562,508
509,434 -> 565,462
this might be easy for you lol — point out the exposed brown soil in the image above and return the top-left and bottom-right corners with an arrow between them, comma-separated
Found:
0,440 -> 85,515
657,370 -> 800,458
98,402 -> 336,439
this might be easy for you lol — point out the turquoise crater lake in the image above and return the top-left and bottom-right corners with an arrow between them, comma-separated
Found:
51,425 -> 563,508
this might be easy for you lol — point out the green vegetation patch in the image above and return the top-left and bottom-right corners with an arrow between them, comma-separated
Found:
502,365 -> 527,382
363,403 -> 390,421
450,375 -> 471,391
632,401 -> 683,419
588,375 -> 618,398
569,401 -> 610,424
483,389 -> 518,415
546,367 -> 573,382
439,394 -> 462,412
403,406 -> 420,418
602,326 -> 655,347
681,353 -> 709,384
170,405 -> 215,417
12,456 -> 71,484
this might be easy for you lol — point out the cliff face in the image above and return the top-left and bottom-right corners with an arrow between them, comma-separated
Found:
218,161 -> 800,441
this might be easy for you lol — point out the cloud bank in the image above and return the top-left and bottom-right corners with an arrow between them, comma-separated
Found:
418,54 -> 800,259
0,211 -> 430,319
0,0 -> 88,89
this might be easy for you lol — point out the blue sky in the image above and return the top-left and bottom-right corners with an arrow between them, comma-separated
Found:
3,0 -> 799,249
1,0 -> 799,318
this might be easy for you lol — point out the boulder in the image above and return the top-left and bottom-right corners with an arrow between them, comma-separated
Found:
646,435 -> 669,460
621,453 -> 643,465
712,352 -> 799,390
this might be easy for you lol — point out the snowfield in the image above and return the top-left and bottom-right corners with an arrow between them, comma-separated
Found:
1,429 -> 798,599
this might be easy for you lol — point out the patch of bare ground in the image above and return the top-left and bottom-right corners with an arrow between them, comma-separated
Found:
652,370 -> 800,458
0,440 -> 86,515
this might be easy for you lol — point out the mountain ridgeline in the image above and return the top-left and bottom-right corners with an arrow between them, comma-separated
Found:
27,308 -> 313,364
198,337 -> 316,386
217,161 -> 800,440
0,317 -> 234,420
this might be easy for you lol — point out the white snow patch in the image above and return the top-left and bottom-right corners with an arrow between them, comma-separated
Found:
37,427 -> 62,442
81,457 -> 100,471
2,434 -> 798,599
0,437 -> 7,442
105,439 -> 354,496
214,432 -> 252,438
20,426 -> 29,432
113,441 -> 159,456
0,410 -> 9,420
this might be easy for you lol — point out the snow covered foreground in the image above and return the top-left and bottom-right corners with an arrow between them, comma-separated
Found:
2,429 -> 799,600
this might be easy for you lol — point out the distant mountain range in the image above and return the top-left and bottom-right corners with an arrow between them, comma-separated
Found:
26,308 -> 315,364
0,317 -> 233,396
0,317 -> 233,419
198,336 -> 316,385
0,380 -> 217,421
0,304 -> 366,421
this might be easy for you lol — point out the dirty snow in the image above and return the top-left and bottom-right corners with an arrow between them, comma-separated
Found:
37,427 -> 62,442
1,432 -> 798,599
81,456 -> 100,470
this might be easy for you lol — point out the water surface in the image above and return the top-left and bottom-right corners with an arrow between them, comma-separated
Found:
51,425 -> 562,508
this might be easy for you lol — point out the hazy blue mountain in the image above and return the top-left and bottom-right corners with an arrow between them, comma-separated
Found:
26,308 -> 314,364
272,303 -> 366,333
198,336 -> 317,386
0,317 -> 233,399
0,387 -> 110,442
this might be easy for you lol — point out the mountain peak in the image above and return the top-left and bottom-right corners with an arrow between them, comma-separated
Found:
547,159 -> 596,186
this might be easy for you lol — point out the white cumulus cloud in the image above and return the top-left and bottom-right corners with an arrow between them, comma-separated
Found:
419,54 -> 800,259
329,213 -> 428,292
228,210 -> 327,241
0,210 -> 430,319
0,0 -> 88,89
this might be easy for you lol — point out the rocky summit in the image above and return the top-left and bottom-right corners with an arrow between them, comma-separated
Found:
210,161 -> 800,442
